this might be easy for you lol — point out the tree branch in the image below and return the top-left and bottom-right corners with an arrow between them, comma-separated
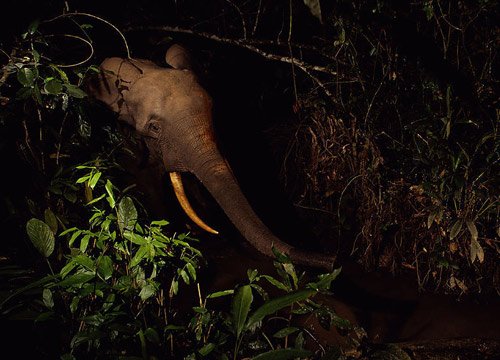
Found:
123,25 -> 337,98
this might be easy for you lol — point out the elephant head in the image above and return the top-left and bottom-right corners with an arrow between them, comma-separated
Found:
87,44 -> 334,270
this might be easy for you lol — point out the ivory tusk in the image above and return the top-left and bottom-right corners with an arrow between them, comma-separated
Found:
169,172 -> 219,235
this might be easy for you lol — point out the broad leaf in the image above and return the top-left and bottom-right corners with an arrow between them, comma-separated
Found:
42,288 -> 54,309
97,255 -> 113,280
308,267 -> 342,291
26,218 -> 55,257
44,208 -> 58,234
65,83 -> 87,98
58,272 -> 94,287
231,285 -> 253,338
44,78 -> 63,94
186,262 -> 197,281
130,245 -> 148,268
273,326 -> 299,338
206,289 -> 234,299
144,327 -> 160,344
73,254 -> 95,271
88,171 -> 102,189
17,67 -> 36,86
117,196 -> 137,234
198,342 -> 216,356
247,289 -> 315,329
139,282 -> 157,301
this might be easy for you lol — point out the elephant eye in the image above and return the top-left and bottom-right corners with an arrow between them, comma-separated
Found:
148,120 -> 160,135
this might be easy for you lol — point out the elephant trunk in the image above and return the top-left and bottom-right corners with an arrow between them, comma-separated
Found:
191,150 -> 335,271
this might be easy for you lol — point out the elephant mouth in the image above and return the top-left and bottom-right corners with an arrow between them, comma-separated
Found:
169,171 -> 219,235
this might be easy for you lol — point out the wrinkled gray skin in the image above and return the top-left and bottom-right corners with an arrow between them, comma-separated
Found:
87,44 -> 334,270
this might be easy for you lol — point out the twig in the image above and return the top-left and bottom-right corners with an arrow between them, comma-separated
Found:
44,12 -> 131,58
123,25 -> 337,98
288,0 -> 299,104
124,26 -> 336,76
43,34 -> 94,67
37,107 -> 45,172
0,49 -> 15,89
55,112 -> 68,165
225,0 -> 247,39
252,0 -> 263,36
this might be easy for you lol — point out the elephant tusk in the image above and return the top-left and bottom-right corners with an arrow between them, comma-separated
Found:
169,172 -> 219,235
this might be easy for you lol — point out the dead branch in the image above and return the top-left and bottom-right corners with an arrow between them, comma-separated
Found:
123,25 -> 337,98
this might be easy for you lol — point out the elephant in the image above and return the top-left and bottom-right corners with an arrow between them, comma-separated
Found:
86,44 -> 335,270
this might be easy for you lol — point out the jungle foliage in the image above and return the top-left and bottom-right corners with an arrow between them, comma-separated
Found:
0,0 -> 498,359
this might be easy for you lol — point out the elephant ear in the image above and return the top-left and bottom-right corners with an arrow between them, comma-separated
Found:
165,44 -> 193,70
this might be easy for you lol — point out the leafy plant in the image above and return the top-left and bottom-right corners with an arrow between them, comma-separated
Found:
175,253 -> 362,360
2,163 -> 203,358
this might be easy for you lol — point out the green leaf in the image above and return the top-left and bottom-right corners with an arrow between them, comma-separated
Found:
28,19 -> 40,35
273,326 -> 299,338
60,260 -> 78,279
59,226 -> 78,236
16,86 -> 33,100
139,282 -> 157,301
231,285 -> 253,338
261,275 -> 289,291
97,255 -> 113,280
144,327 -> 160,344
32,49 -> 40,63
68,230 -> 82,246
73,254 -> 95,271
247,289 -> 315,329
103,180 -> 115,207
57,272 -> 94,287
50,64 -> 69,83
76,175 -> 90,184
117,196 -> 137,233
44,78 -> 63,94
303,0 -> 322,23
88,171 -> 102,189
198,343 -> 215,356
130,245 -> 148,268
251,348 -> 312,360
179,269 -> 190,284
250,283 -> 269,301
308,267 -> 342,291
44,208 -> 58,234
17,67 -> 36,86
283,263 -> 298,289
186,262 -> 197,281
70,296 -> 80,313
169,279 -> 178,297
86,193 -> 106,206
247,268 -> 258,282
26,218 -> 55,257
206,289 -> 234,299
64,83 -> 87,98
124,231 -> 147,245
151,220 -> 169,226
449,220 -> 463,240
80,234 -> 91,252
42,288 -> 54,309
